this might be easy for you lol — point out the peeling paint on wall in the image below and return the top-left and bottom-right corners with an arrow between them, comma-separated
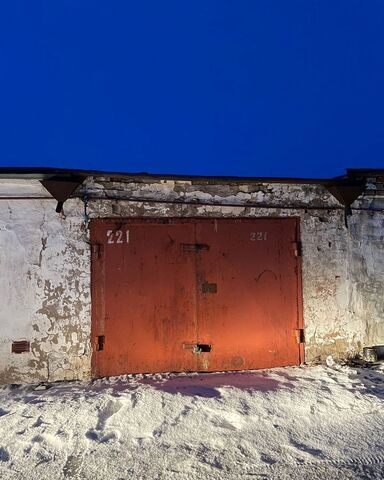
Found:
0,188 -> 91,384
0,177 -> 383,384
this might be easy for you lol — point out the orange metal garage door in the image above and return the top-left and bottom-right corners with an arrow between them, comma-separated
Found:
91,218 -> 303,377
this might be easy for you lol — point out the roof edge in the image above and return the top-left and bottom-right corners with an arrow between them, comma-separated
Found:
0,165 -> 382,184
0,166 -> 340,185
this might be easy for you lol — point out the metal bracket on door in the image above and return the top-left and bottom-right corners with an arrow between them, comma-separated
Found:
181,243 -> 210,253
201,282 -> 217,294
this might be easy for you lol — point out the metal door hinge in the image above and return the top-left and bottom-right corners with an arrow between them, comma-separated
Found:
293,328 -> 305,344
92,243 -> 104,260
96,335 -> 105,351
293,241 -> 302,257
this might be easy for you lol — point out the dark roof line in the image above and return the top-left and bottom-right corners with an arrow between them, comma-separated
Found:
346,168 -> 384,177
0,166 -> 382,184
0,165 -> 370,184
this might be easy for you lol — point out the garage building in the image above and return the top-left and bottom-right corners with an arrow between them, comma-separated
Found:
0,167 -> 383,384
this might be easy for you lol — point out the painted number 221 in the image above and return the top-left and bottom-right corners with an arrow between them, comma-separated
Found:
250,232 -> 268,241
107,230 -> 130,244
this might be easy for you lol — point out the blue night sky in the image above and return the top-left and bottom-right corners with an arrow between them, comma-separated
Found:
1,1 -> 384,178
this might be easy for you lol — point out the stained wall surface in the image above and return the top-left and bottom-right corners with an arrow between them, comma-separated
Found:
0,177 -> 383,383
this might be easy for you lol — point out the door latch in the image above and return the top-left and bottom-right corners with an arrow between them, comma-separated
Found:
183,343 -> 212,355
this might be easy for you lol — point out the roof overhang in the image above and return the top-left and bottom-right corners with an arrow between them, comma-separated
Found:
0,166 -> 382,212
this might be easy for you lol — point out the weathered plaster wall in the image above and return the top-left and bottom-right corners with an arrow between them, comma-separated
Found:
0,177 -> 383,383
0,181 -> 91,384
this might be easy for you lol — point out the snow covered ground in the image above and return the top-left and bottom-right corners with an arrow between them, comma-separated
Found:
0,364 -> 384,480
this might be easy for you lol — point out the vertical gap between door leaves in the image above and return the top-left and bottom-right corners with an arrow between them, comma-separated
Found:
295,218 -> 305,365
193,222 -> 199,370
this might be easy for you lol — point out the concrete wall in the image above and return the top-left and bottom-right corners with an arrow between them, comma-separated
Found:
0,177 -> 383,383
0,181 -> 91,384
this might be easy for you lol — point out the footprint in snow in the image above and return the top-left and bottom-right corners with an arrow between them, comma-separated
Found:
32,416 -> 45,428
63,449 -> 87,479
96,398 -> 124,430
260,453 -> 277,465
86,398 -> 124,442
289,438 -> 325,459
203,407 -> 245,431
0,447 -> 10,462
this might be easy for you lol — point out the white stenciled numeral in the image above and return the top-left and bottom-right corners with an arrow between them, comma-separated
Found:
116,230 -> 123,243
107,230 -> 114,244
250,232 -> 268,241
106,229 -> 130,244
